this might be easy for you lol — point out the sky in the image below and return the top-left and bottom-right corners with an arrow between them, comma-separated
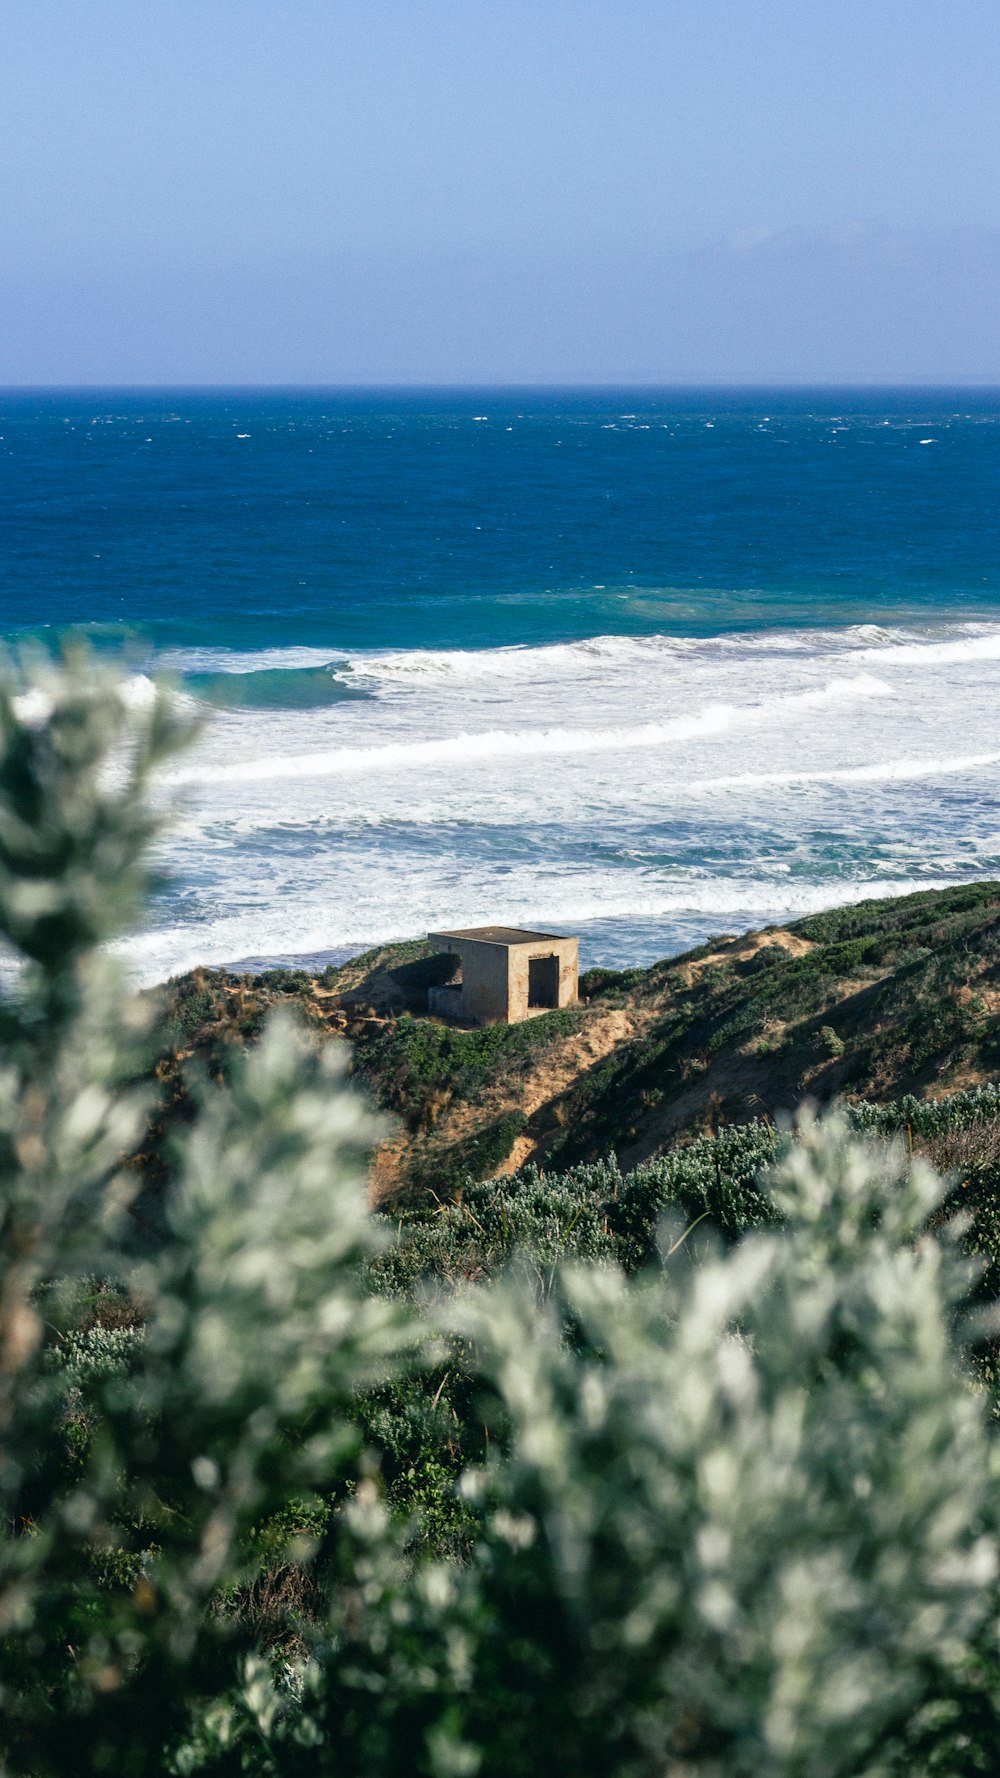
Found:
1,0 -> 999,384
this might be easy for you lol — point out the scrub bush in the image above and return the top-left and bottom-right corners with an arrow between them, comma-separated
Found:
0,654 -> 404,1774
354,1007 -> 579,1126
3,653 -> 1000,1777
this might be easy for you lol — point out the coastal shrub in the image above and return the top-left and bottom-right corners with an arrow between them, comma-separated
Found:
368,1161 -> 622,1302
371,1123 -> 783,1301
848,1083 -> 1000,1140
200,1115 -> 1000,1778
580,964 -> 648,999
739,941 -> 793,975
353,1005 -> 579,1124
5,654 -> 1000,1775
453,1107 -> 529,1179
409,1108 -> 529,1194
381,1121 -> 779,1283
610,1121 -> 781,1259
162,974 -> 222,1049
793,879 -> 1000,946
256,966 -> 314,995
381,1091 -> 1000,1300
846,1090 -> 1000,1303
0,655 -> 407,1774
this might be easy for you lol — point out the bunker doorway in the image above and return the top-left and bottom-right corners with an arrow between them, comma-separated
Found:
528,954 -> 560,1010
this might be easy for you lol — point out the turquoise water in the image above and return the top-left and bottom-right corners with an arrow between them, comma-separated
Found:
3,387 -> 1000,977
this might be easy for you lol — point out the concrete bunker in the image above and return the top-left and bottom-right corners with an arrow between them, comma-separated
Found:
427,926 -> 579,1026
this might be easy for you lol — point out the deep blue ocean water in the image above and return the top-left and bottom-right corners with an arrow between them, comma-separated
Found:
3,386 -> 1000,979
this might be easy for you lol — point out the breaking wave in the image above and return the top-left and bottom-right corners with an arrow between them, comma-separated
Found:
172,674 -> 892,786
120,617 -> 1000,980
182,664 -> 371,711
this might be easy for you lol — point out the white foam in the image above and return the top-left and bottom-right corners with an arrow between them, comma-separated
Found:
687,751 -> 1000,794
171,675 -> 891,788
160,645 -> 346,675
120,672 -> 159,709
12,688 -> 54,725
120,616 -> 1000,980
160,618 -> 1000,694
118,868 -> 962,987
855,632 -> 1000,668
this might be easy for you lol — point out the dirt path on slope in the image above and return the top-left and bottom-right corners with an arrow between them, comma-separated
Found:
368,1001 -> 657,1203
499,1006 -> 647,1173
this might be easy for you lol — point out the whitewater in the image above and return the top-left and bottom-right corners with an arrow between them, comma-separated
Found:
121,619 -> 1000,982
6,385 -> 1000,981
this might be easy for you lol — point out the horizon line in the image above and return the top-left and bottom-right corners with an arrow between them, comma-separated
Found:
3,378 -> 1000,394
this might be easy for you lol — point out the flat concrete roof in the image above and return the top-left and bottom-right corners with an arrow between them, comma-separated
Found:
429,925 -> 575,948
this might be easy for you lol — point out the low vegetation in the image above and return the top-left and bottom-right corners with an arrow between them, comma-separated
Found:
150,877 -> 1000,1206
6,654 -> 1000,1775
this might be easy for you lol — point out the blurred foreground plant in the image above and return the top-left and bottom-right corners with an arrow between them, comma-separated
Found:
0,653 -> 403,1774
2,653 -> 1000,1777
233,1116 -> 996,1778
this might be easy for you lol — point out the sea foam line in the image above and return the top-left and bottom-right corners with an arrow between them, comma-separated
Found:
158,620 -> 1000,690
857,632 -> 1000,669
170,674 -> 891,786
118,870 -> 971,985
687,751 -> 1000,794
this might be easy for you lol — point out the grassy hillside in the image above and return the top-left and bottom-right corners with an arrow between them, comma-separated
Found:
149,879 -> 1000,1207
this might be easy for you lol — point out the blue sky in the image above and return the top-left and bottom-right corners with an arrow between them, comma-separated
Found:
2,0 -> 998,382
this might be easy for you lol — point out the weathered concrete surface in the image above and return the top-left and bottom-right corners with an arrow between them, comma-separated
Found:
427,983 -> 463,1019
427,926 -> 579,1025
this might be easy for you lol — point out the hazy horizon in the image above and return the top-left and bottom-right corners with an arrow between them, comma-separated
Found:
3,1 -> 998,384
5,380 -> 1000,392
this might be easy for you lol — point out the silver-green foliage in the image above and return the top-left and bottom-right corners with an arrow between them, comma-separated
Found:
246,1115 -> 997,1778
849,1083 -> 1000,1139
2,655 -> 1000,1777
0,655 -> 402,1774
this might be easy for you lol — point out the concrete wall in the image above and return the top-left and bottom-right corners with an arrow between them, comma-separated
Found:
431,938 -> 511,1024
507,937 -> 579,1022
428,984 -> 463,1020
459,939 -> 511,1024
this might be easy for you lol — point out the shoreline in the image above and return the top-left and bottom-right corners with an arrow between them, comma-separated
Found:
105,616 -> 1000,991
146,873 -> 1000,989
150,878 -> 1000,1202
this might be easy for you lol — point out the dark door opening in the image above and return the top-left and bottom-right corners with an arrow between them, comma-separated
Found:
528,954 -> 560,1009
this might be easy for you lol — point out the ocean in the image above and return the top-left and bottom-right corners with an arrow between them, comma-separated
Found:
3,386 -> 1000,982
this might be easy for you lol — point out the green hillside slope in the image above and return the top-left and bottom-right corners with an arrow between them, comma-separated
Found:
150,880 -> 1000,1207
